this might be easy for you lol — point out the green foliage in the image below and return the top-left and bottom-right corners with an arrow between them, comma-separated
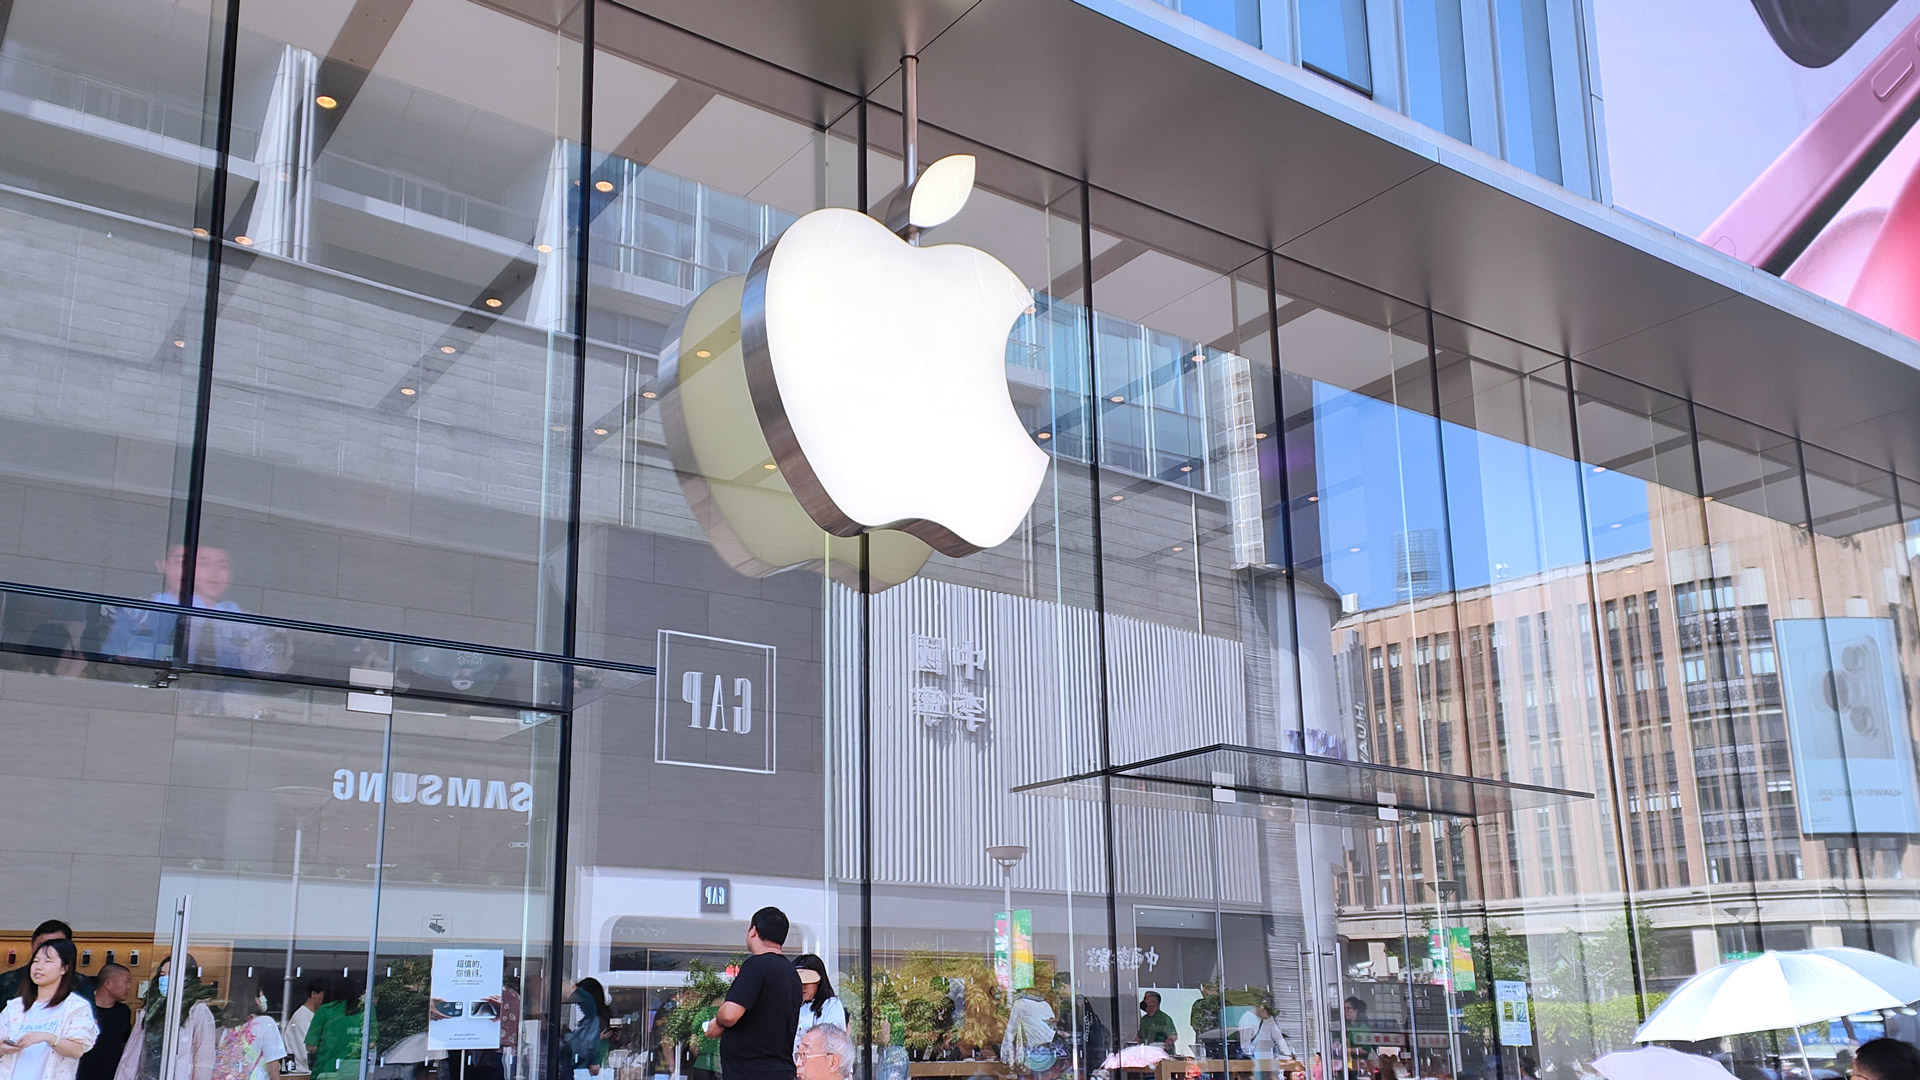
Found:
1188,984 -> 1271,1037
373,956 -> 432,1052
841,951 -> 1059,1057
664,958 -> 739,1056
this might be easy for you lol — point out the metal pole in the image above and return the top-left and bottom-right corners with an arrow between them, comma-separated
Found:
281,825 -> 304,1029
160,896 -> 192,1080
1003,867 -> 1015,1014
901,54 -> 918,184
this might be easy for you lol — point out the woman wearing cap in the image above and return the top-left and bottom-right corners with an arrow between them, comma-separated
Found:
790,956 -> 846,1052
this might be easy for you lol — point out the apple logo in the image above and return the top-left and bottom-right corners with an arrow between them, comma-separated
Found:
740,155 -> 1049,557
659,274 -> 935,591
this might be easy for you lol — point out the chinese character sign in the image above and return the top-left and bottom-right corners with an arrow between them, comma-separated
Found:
911,635 -> 990,731
1083,946 -> 1158,974
429,949 -> 504,1050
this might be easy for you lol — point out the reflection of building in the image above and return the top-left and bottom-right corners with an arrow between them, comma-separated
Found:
1332,484 -> 1920,986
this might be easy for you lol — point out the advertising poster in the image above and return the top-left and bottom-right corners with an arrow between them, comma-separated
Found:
429,948 -> 504,1051
1592,0 -> 1920,339
1495,981 -> 1532,1047
1776,617 -> 1920,835
994,909 -> 1033,991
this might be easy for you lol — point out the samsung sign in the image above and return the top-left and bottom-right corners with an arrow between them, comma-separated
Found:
332,769 -> 534,814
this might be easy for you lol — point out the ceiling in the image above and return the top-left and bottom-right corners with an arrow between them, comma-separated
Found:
608,0 -> 1920,481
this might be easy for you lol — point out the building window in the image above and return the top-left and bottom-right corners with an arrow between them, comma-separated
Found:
1401,0 -> 1471,141
1169,0 -> 1261,45
1493,0 -> 1563,183
1299,0 -> 1373,93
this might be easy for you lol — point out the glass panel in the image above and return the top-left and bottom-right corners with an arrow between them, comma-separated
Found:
0,0 -> 213,606
0,654 -> 558,1080
1298,0 -> 1373,94
197,0 -> 584,651
1402,0 -> 1472,142
1493,0 -> 1563,182
1175,0 -> 1262,47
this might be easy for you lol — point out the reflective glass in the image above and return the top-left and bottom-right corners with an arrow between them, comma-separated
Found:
1298,0 -> 1373,94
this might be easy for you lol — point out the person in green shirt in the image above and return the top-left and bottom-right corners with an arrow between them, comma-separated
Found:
1135,993 -> 1177,1054
305,985 -> 372,1080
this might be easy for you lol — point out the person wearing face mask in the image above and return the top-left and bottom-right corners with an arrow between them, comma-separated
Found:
114,957 -> 215,1080
0,937 -> 98,1080
210,992 -> 284,1080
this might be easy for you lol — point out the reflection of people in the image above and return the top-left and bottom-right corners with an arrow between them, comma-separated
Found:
301,980 -> 367,1080
213,992 -> 285,1080
1238,1002 -> 1291,1077
1136,993 -> 1176,1054
1000,988 -> 1057,1074
116,956 -> 215,1080
703,908 -> 802,1080
1856,1037 -> 1920,1080
562,978 -> 608,1080
0,937 -> 99,1080
77,964 -> 131,1080
794,1024 -> 854,1080
791,956 -> 846,1050
280,980 -> 326,1079
102,547 -> 289,673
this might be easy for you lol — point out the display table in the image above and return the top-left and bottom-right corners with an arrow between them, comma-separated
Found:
1152,1060 -> 1265,1080
907,1062 -> 1012,1078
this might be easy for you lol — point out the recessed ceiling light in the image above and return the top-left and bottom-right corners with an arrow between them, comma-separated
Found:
1172,545 -> 1184,552
1255,431 -> 1268,439
1037,432 -> 1051,440
314,95 -> 338,109
695,349 -> 711,358
1610,523 -> 1622,528
172,339 -> 186,348
641,390 -> 657,399
484,298 -> 503,309
1025,305 -> 1037,315
536,243 -> 553,253
191,227 -> 209,238
1625,568 -> 1637,575
1349,546 -> 1361,553
399,387 -> 416,396
594,180 -> 614,193
1703,495 -> 1715,502
234,235 -> 253,245
763,463 -> 778,470
592,427 -> 609,435
1180,465 -> 1193,473
1192,352 -> 1204,363
1109,395 -> 1124,403
552,424 -> 567,433
1593,466 -> 1607,473
1110,494 -> 1123,501
439,345 -> 456,354
1306,495 -> 1319,502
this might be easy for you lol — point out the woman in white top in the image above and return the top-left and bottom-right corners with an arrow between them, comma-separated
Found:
790,956 -> 847,1050
0,937 -> 99,1080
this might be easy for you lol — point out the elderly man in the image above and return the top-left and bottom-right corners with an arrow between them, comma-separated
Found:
795,1024 -> 854,1080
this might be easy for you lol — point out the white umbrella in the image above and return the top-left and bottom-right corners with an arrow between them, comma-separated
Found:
1636,947 -> 1920,1043
1593,1045 -> 1736,1080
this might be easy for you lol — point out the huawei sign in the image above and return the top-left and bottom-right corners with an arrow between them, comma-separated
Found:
741,155 -> 1048,556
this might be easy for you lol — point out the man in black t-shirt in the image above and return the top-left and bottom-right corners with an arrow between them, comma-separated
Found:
704,907 -> 803,1080
78,962 -> 133,1080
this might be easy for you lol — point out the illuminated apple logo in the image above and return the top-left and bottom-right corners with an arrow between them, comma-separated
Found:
659,275 -> 934,592
741,155 -> 1048,557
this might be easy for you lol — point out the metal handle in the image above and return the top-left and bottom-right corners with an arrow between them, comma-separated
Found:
158,895 -> 192,1080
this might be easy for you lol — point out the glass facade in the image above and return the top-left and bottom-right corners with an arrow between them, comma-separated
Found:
0,5 -> 1913,1080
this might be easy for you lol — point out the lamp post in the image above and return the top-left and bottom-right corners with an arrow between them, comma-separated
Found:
272,786 -> 330,1029
987,845 -> 1029,1011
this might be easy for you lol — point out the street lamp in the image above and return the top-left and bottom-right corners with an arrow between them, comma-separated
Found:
273,786 -> 330,1029
987,845 -> 1029,1011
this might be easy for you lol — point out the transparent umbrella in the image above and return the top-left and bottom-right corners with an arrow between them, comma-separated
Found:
1636,948 -> 1920,1043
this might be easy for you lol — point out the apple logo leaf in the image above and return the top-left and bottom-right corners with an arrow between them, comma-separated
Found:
883,154 -> 977,236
